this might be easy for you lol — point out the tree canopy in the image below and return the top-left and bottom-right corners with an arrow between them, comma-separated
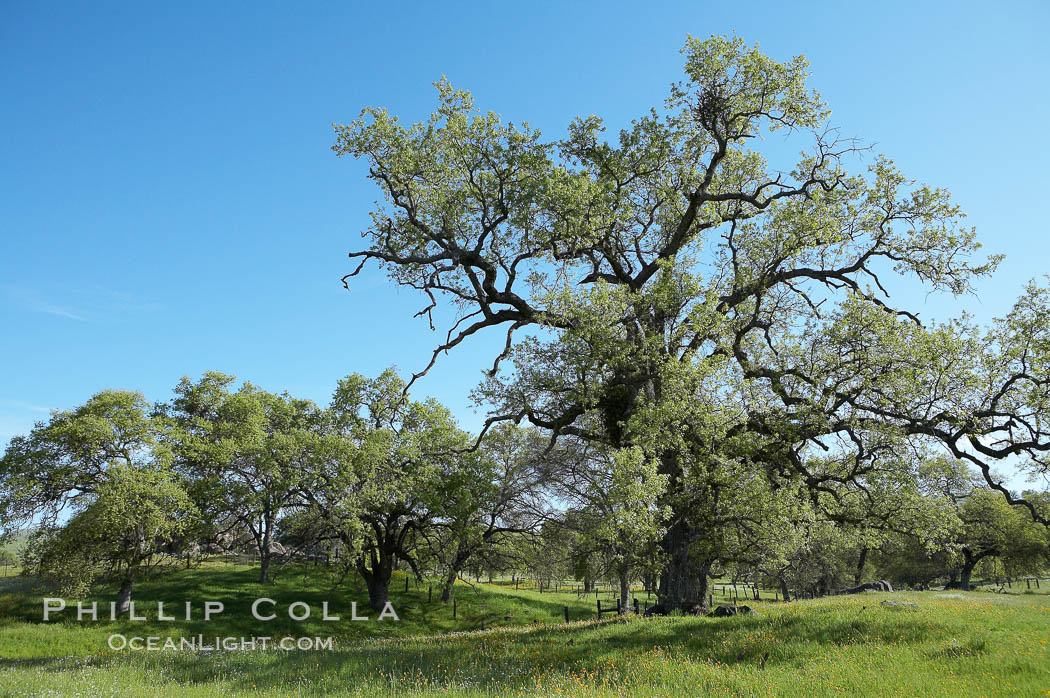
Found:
336,35 -> 1050,605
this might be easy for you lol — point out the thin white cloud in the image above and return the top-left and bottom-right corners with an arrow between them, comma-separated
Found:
33,302 -> 88,322
82,285 -> 162,314
6,285 -> 160,322
0,398 -> 52,413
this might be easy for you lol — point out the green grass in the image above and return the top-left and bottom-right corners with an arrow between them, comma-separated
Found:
1,530 -> 29,553
0,530 -> 26,578
0,563 -> 611,659
1,565 -> 1049,696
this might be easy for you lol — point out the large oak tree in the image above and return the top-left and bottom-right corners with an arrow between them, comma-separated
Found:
336,36 -> 1050,607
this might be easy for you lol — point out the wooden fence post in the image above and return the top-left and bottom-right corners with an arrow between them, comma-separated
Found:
453,598 -> 457,619
564,605 -> 569,623
428,585 -> 432,602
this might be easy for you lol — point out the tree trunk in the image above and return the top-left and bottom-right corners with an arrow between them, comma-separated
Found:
779,578 -> 791,602
959,548 -> 992,591
960,564 -> 973,591
854,547 -> 868,585
358,543 -> 395,611
655,448 -> 711,609
440,569 -> 457,603
360,551 -> 393,611
259,551 -> 271,584
618,570 -> 631,615
960,552 -> 977,591
583,577 -> 592,594
116,578 -> 134,613
441,540 -> 471,603
256,508 -> 274,584
658,517 -> 710,608
363,570 -> 391,610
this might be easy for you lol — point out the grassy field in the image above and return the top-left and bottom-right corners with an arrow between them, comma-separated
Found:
1,565 -> 1048,696
0,531 -> 26,578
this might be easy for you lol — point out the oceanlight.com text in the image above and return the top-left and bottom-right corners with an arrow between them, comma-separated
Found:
107,635 -> 335,651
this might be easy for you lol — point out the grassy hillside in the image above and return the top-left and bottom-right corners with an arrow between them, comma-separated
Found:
0,529 -> 29,556
0,531 -> 26,578
1,565 -> 1048,696
0,564 -> 608,659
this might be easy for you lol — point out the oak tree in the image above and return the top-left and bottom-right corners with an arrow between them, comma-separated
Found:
336,36 -> 1050,607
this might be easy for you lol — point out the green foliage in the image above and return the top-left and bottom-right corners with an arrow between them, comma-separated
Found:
426,423 -> 546,597
294,369 -> 478,607
955,489 -> 1049,577
336,33 -> 1049,606
0,548 -> 17,567
551,444 -> 668,595
22,465 -> 196,597
165,372 -> 335,582
0,390 -> 160,530
0,390 -> 198,600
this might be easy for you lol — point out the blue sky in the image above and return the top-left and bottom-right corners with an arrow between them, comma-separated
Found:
2,1 -> 1049,450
